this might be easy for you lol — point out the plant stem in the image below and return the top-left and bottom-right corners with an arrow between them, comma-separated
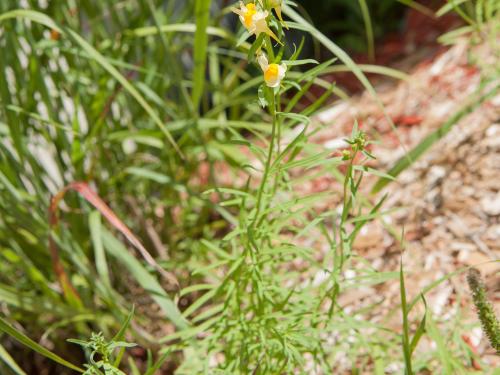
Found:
253,91 -> 277,237
339,150 -> 357,266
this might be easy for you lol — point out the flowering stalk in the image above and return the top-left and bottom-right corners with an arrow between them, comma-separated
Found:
232,1 -> 287,242
467,268 -> 500,354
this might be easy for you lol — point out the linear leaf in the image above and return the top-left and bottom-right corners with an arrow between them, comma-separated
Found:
0,317 -> 84,373
192,0 -> 212,111
0,344 -> 27,375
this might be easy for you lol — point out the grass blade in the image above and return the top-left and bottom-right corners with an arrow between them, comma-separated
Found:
400,260 -> 413,375
89,211 -> 110,287
397,0 -> 436,18
65,28 -> 184,158
113,306 -> 135,367
410,295 -> 427,355
284,5 -> 408,158
0,9 -> 61,32
284,6 -> 379,105
144,350 -> 171,375
192,0 -> 212,111
0,317 -> 84,373
0,344 -> 27,375
357,0 -> 375,61
112,305 -> 135,343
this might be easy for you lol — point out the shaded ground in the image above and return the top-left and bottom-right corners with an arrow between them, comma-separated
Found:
322,0 -> 462,94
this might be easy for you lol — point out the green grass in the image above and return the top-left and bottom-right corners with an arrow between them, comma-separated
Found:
0,0 -> 498,373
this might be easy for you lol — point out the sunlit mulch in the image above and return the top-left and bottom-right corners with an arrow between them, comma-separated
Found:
307,36 -> 499,370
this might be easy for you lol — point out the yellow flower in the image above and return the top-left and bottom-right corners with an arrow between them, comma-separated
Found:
232,1 -> 281,43
258,54 -> 286,88
241,2 -> 257,28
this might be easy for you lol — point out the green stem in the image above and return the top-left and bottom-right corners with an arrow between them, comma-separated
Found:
276,95 -> 281,154
263,35 -> 282,199
272,93 -> 282,197
253,91 -> 277,235
264,35 -> 275,61
339,150 -> 357,266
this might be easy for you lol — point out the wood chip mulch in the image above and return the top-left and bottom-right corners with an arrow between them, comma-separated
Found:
306,37 -> 499,369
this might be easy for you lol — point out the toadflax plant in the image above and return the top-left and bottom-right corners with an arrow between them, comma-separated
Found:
164,1 -> 394,373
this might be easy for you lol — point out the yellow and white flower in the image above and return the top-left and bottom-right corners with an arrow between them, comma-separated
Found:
258,54 -> 287,88
232,1 -> 280,43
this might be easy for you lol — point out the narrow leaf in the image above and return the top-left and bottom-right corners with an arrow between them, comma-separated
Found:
192,0 -> 212,111
0,317 -> 84,373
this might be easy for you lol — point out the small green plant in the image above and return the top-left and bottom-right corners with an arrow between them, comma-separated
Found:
467,268 -> 500,354
68,307 -> 136,374
68,332 -> 136,375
